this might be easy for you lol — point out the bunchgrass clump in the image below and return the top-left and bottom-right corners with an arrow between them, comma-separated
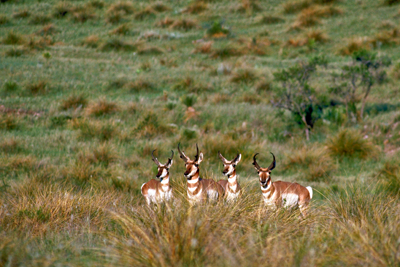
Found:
71,8 -> 96,23
284,146 -> 336,181
205,21 -> 230,38
60,94 -> 88,110
110,23 -> 131,35
326,129 -> 378,159
282,0 -> 312,14
124,79 -> 154,93
78,143 -> 118,168
210,44 -> 243,58
53,2 -> 72,18
235,0 -> 263,13
69,118 -> 119,141
378,160 -> 400,196
82,35 -> 100,48
382,0 -> 400,5
151,2 -> 171,12
25,80 -> 48,95
85,98 -> 119,117
5,47 -> 27,57
230,68 -> 258,84
99,38 -> 138,52
2,80 -> 19,94
0,15 -> 10,25
13,9 -> 30,19
0,137 -> 20,154
170,19 -> 198,31
36,24 -> 58,36
30,14 -> 52,25
258,14 -> 285,24
2,31 -> 24,45
134,7 -> 157,20
155,17 -> 175,28
338,37 -> 371,55
182,1 -> 208,14
137,46 -> 164,55
0,114 -> 18,131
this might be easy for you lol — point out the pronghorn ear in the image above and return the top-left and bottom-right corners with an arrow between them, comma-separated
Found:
166,159 -> 173,168
233,154 -> 241,165
196,152 -> 203,164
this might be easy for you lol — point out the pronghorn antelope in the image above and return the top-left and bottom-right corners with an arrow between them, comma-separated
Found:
178,143 -> 224,203
253,152 -> 313,216
141,150 -> 174,205
217,152 -> 242,201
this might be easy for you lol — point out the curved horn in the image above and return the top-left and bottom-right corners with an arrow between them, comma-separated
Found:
268,152 -> 276,171
152,149 -> 161,166
178,143 -> 189,162
194,143 -> 199,162
233,153 -> 241,163
218,151 -> 228,164
170,150 -> 174,160
252,153 -> 261,171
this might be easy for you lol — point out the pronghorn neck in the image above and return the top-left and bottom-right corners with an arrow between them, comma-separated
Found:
160,174 -> 169,184
160,175 -> 171,192
227,169 -> 236,179
227,173 -> 239,193
187,172 -> 201,195
261,178 -> 274,195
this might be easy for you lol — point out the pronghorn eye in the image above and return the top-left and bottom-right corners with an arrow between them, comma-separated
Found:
233,164 -> 236,168
195,164 -> 199,167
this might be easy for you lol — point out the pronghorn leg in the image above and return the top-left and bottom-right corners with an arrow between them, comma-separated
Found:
299,203 -> 309,218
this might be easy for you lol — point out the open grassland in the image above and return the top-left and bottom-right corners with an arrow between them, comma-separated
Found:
1,0 -> 400,266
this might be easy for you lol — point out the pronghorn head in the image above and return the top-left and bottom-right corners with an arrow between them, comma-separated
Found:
152,149 -> 174,179
253,152 -> 276,188
218,151 -> 241,177
177,143 -> 203,180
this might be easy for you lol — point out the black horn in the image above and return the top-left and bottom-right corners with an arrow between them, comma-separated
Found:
152,149 -> 161,166
178,143 -> 189,162
252,153 -> 261,171
268,152 -> 276,171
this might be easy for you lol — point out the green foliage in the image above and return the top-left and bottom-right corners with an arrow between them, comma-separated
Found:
378,161 -> 400,196
330,50 -> 391,121
205,21 -> 230,37
272,55 -> 327,131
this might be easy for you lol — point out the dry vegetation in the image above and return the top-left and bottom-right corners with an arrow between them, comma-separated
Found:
0,0 -> 400,265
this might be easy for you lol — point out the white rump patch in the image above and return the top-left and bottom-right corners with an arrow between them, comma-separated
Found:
306,186 -> 313,199
207,190 -> 218,200
281,193 -> 299,208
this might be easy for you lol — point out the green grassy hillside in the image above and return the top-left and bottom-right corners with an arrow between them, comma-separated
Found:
1,0 -> 400,266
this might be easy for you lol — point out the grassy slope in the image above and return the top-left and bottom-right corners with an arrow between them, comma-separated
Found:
0,0 -> 400,266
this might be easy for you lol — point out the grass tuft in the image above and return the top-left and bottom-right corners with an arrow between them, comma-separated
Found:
82,35 -> 101,48
326,128 -> 378,159
71,8 -> 96,23
85,98 -> 118,117
182,1 -> 208,14
230,68 -> 258,84
284,146 -> 336,181
134,7 -> 157,20
30,14 -> 51,25
53,2 -> 72,18
338,37 -> 371,55
109,23 -> 131,35
170,19 -> 198,31
282,0 -> 312,14
13,9 -> 30,19
155,17 -> 175,28
100,38 -> 138,52
2,31 -> 24,45
0,15 -> 10,25
60,94 -> 88,111
25,80 -> 48,95
258,14 -> 285,24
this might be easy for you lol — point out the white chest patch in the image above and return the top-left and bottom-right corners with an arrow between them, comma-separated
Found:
226,191 -> 240,201
188,186 -> 197,192
187,178 -> 199,184
229,184 -> 237,192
